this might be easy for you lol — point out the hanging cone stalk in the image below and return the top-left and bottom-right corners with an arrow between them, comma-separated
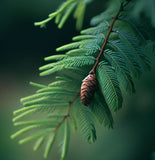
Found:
80,73 -> 98,106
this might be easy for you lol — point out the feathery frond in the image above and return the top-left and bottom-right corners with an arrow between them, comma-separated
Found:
96,61 -> 123,112
11,0 -> 154,159
77,105 -> 96,143
34,0 -> 93,30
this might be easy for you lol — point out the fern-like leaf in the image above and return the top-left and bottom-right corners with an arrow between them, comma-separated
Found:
34,0 -> 93,30
89,90 -> 113,128
60,119 -> 70,160
77,105 -> 96,143
12,1 -> 154,160
44,133 -> 56,158
97,61 -> 123,112
104,49 -> 135,94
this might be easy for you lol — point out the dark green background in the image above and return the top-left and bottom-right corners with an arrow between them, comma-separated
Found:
0,0 -> 155,160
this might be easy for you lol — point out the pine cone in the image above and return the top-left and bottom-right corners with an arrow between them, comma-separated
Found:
80,73 -> 98,106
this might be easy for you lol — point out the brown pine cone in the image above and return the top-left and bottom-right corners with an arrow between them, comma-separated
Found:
80,73 -> 98,106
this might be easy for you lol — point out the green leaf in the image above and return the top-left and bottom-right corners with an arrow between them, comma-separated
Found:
97,61 -> 123,112
58,3 -> 76,29
12,108 -> 37,122
34,0 -> 77,28
81,21 -> 109,35
14,120 -> 58,127
56,42 -> 82,51
117,30 -> 150,71
108,40 -> 141,78
72,35 -> 96,41
89,91 -> 113,128
34,0 -> 93,30
104,49 -> 135,94
30,82 -> 47,89
11,125 -> 38,139
33,136 -> 45,151
13,104 -> 54,115
19,128 -> 53,144
74,1 -> 86,30
44,55 -> 67,61
77,105 -> 96,143
40,56 -> 95,76
44,133 -> 56,158
60,118 -> 70,160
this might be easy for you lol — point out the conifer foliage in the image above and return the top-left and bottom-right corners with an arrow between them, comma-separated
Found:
34,0 -> 92,30
11,0 -> 154,159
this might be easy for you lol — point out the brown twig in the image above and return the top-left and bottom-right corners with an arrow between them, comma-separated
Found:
52,92 -> 80,133
104,51 -> 110,56
89,3 -> 124,74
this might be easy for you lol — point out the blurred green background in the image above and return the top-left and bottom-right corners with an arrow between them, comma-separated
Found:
0,0 -> 155,160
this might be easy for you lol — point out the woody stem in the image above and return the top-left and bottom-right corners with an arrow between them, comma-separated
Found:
90,2 -> 124,74
52,92 -> 80,133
